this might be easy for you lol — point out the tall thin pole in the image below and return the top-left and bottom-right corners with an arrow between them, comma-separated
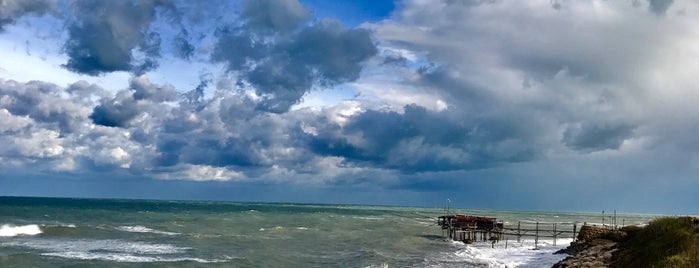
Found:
535,221 -> 539,250
517,221 -> 521,242
446,198 -> 451,216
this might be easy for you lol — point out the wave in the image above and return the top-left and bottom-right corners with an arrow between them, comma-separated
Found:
352,216 -> 385,220
116,225 -> 179,235
0,224 -> 42,237
258,226 -> 311,232
2,237 -> 227,263
444,238 -> 572,267
41,252 -> 227,263
2,238 -> 186,254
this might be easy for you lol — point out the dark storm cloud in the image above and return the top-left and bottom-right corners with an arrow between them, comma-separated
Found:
62,0 -> 172,75
211,31 -> 263,70
172,30 -> 195,59
213,0 -> 377,113
563,123 -> 636,153
306,104 -> 544,173
0,0 -> 52,31
648,0 -> 674,15
89,76 -> 176,128
241,0 -> 310,32
89,91 -> 142,128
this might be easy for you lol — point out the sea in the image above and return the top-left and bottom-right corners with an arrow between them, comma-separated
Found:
0,196 -> 659,267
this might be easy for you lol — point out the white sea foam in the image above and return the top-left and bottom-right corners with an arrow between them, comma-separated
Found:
0,224 -> 42,237
116,225 -> 179,235
2,237 -> 225,263
352,216 -> 385,220
448,238 -> 572,267
41,251 -> 227,263
2,238 -> 187,255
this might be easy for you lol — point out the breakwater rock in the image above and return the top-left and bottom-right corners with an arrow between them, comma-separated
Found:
552,225 -> 626,268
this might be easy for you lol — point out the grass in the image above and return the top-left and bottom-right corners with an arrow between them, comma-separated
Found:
611,217 -> 699,268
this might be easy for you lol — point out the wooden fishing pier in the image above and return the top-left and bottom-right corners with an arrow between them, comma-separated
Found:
438,214 -> 581,249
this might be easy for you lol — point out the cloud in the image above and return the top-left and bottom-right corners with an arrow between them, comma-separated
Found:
241,0 -> 310,32
305,104 -> 545,172
130,75 -> 177,102
212,0 -> 377,113
0,0 -> 53,32
89,92 -> 142,128
89,75 -> 176,127
0,79 -> 92,134
62,0 -> 173,75
648,0 -> 674,15
4,0 -> 699,212
563,122 -> 636,153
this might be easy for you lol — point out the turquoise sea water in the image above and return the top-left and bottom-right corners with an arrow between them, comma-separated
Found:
0,196 -> 659,267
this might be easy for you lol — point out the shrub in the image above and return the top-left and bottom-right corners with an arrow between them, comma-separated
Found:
611,217 -> 699,268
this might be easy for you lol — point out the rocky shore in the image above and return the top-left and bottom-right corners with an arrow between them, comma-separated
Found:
552,225 -> 626,268
553,217 -> 699,267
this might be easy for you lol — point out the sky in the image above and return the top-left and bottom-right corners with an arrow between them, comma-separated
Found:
0,0 -> 697,214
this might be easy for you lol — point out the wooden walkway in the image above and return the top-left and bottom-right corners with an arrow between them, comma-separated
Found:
439,215 -> 582,249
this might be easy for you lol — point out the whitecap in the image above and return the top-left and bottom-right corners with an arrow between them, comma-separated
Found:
352,216 -> 385,220
41,251 -> 227,263
449,238 -> 571,267
116,225 -> 179,235
2,238 -> 187,255
0,224 -> 42,237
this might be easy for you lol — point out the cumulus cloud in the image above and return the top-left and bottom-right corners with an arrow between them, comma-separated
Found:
212,0 -> 377,113
305,104 -> 545,172
241,0 -> 310,32
62,0 -> 173,75
89,75 -> 176,127
0,79 -> 92,134
371,0 -> 699,157
0,0 -> 53,31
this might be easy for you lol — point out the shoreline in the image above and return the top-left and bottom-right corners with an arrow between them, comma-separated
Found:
552,217 -> 699,267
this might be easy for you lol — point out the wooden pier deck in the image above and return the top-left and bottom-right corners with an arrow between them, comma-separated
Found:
438,214 -> 582,249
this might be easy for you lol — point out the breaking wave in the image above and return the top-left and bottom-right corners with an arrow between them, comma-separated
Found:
0,224 -> 42,237
41,252 -> 227,263
116,225 -> 179,235
3,238 -> 227,263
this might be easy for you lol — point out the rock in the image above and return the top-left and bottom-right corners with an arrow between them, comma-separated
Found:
552,225 -> 622,267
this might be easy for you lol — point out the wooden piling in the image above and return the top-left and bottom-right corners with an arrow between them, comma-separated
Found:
517,221 -> 521,242
534,221 -> 539,250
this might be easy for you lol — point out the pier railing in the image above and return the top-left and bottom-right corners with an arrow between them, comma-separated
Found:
498,221 -> 578,249
439,216 -> 636,249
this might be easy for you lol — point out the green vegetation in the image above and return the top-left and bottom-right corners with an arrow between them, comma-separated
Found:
611,217 -> 699,268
